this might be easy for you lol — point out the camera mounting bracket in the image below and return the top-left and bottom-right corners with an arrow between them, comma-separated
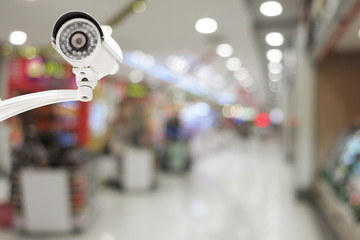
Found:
0,68 -> 98,122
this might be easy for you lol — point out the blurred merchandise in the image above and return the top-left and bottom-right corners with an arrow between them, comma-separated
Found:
313,127 -> 360,240
109,84 -> 158,190
86,85 -> 112,153
0,202 -> 14,228
323,128 -> 360,218
164,140 -> 191,172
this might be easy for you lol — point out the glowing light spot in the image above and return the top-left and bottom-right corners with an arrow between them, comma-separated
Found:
133,1 -> 147,13
255,112 -> 271,128
265,32 -> 284,47
195,18 -> 217,34
266,49 -> 283,63
9,31 -> 27,45
226,57 -> 242,71
216,44 -> 233,57
260,1 -> 283,17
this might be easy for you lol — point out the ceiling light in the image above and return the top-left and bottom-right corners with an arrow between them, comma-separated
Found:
142,54 -> 155,68
194,65 -> 214,79
268,62 -> 283,74
266,49 -> 283,63
131,50 -> 145,64
216,44 -> 233,57
9,31 -> 27,45
166,55 -> 189,74
133,1 -> 147,13
239,77 -> 254,88
260,1 -> 283,17
268,72 -> 282,82
226,57 -> 242,71
195,18 -> 218,34
265,32 -> 284,46
234,68 -> 249,81
269,81 -> 282,93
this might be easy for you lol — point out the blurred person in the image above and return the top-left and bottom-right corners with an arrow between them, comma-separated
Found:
162,113 -> 191,171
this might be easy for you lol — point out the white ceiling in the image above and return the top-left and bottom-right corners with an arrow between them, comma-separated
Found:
0,0 -> 267,105
0,0 -> 359,106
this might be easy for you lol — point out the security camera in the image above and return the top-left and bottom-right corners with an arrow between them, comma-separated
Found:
51,11 -> 123,100
0,11 -> 123,121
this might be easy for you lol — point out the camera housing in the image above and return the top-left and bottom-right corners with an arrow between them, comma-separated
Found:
52,11 -> 123,100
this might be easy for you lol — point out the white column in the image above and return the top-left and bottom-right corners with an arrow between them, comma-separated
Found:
293,22 -> 316,192
0,56 -> 11,174
294,52 -> 316,192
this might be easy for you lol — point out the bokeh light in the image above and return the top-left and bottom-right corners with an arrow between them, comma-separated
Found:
195,18 -> 218,34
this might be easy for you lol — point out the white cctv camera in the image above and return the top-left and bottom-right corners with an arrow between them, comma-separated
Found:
52,11 -> 123,101
0,11 -> 123,121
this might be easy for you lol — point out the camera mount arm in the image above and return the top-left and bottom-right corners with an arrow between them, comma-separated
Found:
0,65 -> 98,122
0,85 -> 93,122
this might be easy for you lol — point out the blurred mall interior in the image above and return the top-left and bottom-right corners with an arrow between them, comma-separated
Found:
1,0 -> 360,239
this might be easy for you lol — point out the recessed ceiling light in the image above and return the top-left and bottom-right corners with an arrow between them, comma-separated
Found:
142,54 -> 155,68
266,49 -> 283,63
194,65 -> 214,80
226,57 -> 242,71
268,72 -> 282,82
9,31 -> 27,45
234,68 -> 249,81
265,32 -> 284,46
269,81 -> 282,93
216,44 -> 233,57
166,55 -> 189,74
195,18 -> 218,34
268,62 -> 283,74
133,1 -> 147,13
260,1 -> 283,17
239,77 -> 254,88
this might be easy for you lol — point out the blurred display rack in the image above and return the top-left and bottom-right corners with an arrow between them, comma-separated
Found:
313,127 -> 360,240
313,179 -> 360,240
11,154 -> 98,235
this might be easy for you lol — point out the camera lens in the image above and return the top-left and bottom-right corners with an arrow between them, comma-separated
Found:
70,32 -> 87,49
58,21 -> 99,60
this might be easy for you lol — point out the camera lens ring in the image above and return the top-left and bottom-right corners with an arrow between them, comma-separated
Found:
58,20 -> 99,61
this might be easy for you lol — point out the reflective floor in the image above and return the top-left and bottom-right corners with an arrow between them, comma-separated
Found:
0,129 -> 330,240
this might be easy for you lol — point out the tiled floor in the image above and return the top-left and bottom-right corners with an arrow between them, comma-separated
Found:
0,129 -> 330,240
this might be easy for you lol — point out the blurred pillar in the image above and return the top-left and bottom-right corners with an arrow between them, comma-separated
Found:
293,23 -> 316,195
0,56 -> 11,175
